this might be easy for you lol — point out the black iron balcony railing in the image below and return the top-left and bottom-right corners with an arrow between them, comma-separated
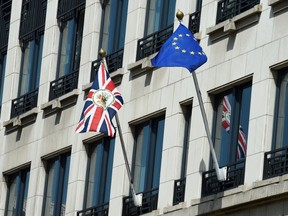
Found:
136,25 -> 173,61
263,146 -> 288,180
77,202 -> 109,216
173,177 -> 186,205
216,0 -> 260,24
202,159 -> 245,196
49,70 -> 79,101
11,89 -> 38,118
19,0 -> 47,43
122,188 -> 158,216
57,0 -> 86,22
189,10 -> 201,34
90,48 -> 124,82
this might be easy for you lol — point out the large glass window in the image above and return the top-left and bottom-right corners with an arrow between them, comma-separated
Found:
84,138 -> 115,209
4,168 -> 30,216
42,153 -> 71,216
212,83 -> 252,167
57,10 -> 84,78
144,0 -> 176,36
19,35 -> 44,96
272,70 -> 288,150
99,0 -> 128,54
132,116 -> 165,193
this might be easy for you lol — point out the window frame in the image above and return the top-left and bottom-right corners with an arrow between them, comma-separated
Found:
131,115 -> 165,193
211,82 -> 252,167
41,152 -> 71,216
4,168 -> 30,216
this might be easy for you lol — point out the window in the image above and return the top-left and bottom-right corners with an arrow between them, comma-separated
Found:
56,11 -> 84,78
173,103 -> 192,205
0,0 -> 12,111
132,116 -> 165,193
19,35 -> 44,96
144,0 -> 176,36
42,153 -> 71,216
100,0 -> 128,54
212,83 -> 252,166
189,0 -> 202,34
4,168 -> 30,216
80,138 -> 115,214
272,70 -> 288,150
49,0 -> 86,101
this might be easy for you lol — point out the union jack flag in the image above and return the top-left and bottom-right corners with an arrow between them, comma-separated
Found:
221,96 -> 247,159
75,62 -> 124,137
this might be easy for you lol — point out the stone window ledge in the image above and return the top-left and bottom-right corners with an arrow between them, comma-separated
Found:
82,68 -> 124,92
206,4 -> 262,42
127,54 -> 156,78
41,89 -> 80,117
269,0 -> 288,14
3,107 -> 39,134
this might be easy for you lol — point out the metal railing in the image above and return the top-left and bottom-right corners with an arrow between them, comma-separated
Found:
263,146 -> 288,179
136,25 -> 173,61
90,48 -> 124,82
11,89 -> 38,118
216,0 -> 260,24
57,0 -> 86,22
173,178 -> 186,205
189,10 -> 201,34
77,203 -> 109,216
49,70 -> 79,101
122,188 -> 158,216
202,159 -> 245,196
19,0 -> 47,43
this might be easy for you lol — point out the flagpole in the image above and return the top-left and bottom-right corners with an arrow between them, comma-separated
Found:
99,49 -> 142,206
175,10 -> 227,181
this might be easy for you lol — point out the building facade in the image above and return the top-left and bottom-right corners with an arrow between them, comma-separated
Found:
0,0 -> 288,215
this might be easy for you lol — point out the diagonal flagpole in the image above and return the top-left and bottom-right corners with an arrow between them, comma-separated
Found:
99,49 -> 142,206
176,11 -> 227,181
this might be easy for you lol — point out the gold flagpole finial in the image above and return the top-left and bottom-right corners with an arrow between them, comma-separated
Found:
176,10 -> 184,21
99,48 -> 106,58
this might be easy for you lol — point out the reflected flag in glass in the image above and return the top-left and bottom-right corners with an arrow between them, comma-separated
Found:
76,62 -> 124,137
222,96 -> 247,159
151,23 -> 207,72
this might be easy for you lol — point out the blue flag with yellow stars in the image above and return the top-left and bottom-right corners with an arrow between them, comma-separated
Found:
151,23 -> 207,72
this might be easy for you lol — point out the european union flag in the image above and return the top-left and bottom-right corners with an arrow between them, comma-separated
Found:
151,23 -> 207,72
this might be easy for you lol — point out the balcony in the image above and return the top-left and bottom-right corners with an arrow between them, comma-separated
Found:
136,25 -> 173,61
57,0 -> 86,22
11,89 -> 38,118
173,178 -> 186,205
49,70 -> 79,101
216,0 -> 260,24
263,146 -> 288,180
122,188 -> 158,216
90,48 -> 124,82
77,203 -> 109,216
202,159 -> 245,196
189,11 -> 201,34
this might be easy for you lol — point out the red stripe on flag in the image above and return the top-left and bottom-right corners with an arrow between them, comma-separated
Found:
105,114 -> 114,136
87,91 -> 94,99
90,107 -> 104,131
105,80 -> 116,92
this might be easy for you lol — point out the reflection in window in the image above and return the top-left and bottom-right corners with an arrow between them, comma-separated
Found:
212,84 -> 251,167
42,153 -> 71,216
273,70 -> 288,150
145,0 -> 176,36
5,168 -> 30,216
132,116 -> 165,193
84,138 -> 115,209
